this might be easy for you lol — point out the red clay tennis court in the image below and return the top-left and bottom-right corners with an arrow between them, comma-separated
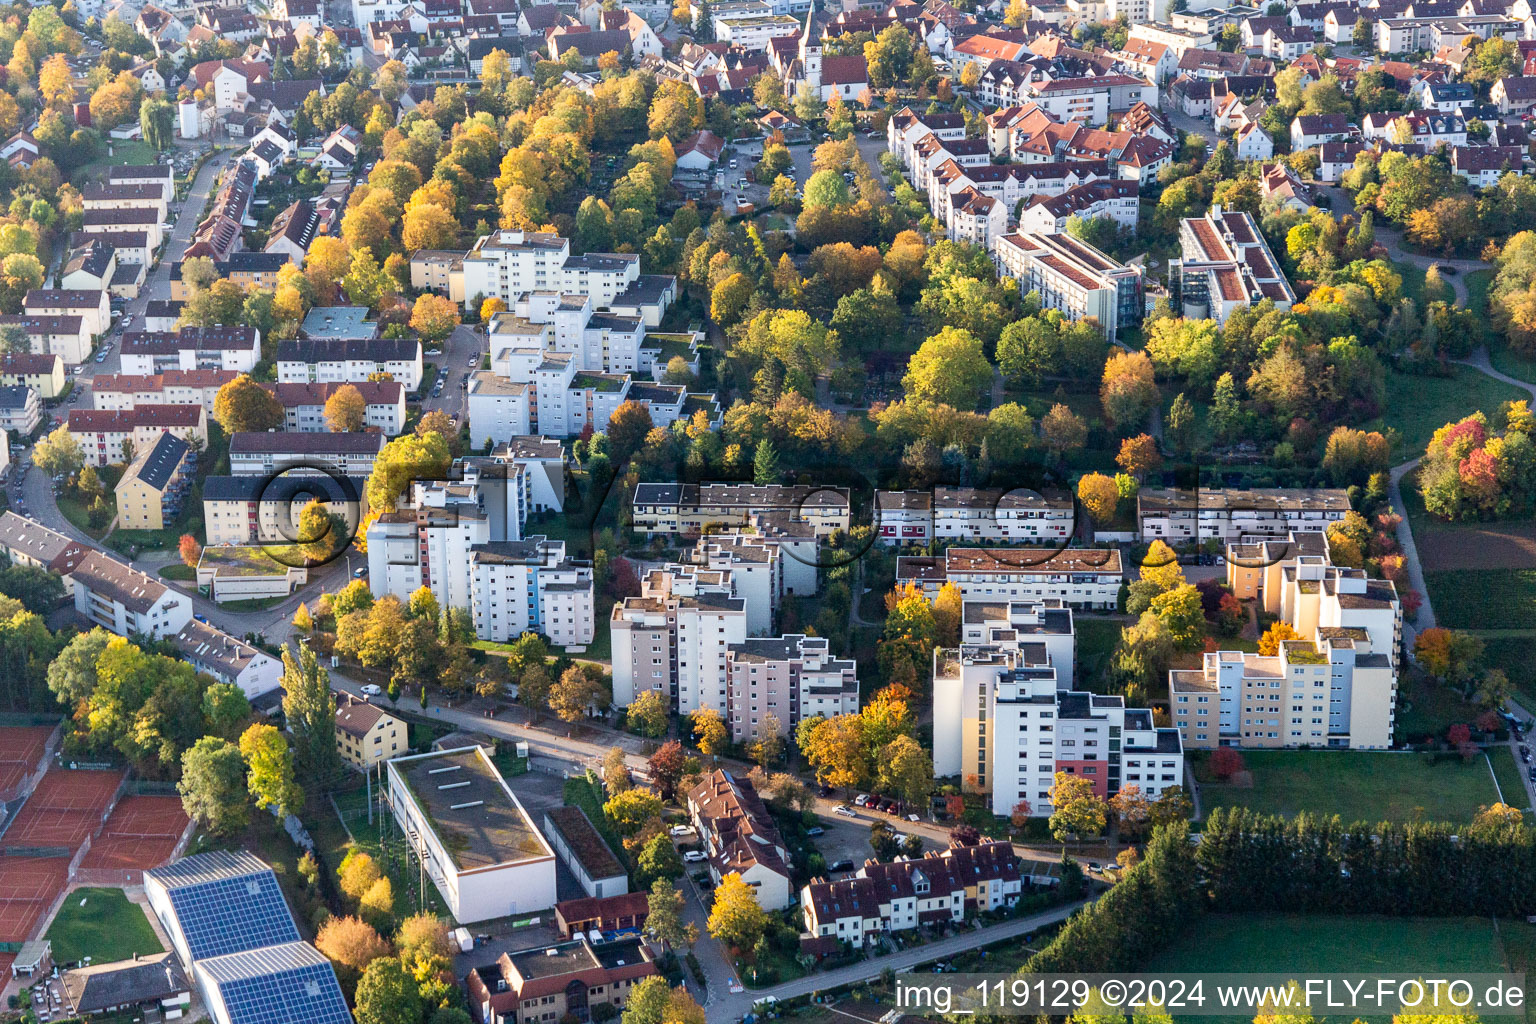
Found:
4,769 -> 125,849
79,796 -> 189,871
0,856 -> 68,945
0,726 -> 55,800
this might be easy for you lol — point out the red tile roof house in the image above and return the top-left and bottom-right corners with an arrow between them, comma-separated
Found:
674,129 -> 726,174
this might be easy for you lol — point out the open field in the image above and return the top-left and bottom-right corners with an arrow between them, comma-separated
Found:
1147,913 -> 1508,1021
1379,367 -> 1526,458
1424,569 -> 1536,630
44,887 -> 164,965
1193,750 -> 1501,823
1415,518 -> 1536,571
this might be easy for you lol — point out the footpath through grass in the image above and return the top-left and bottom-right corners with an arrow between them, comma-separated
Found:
45,887 -> 164,964
1381,366 -> 1527,458
1194,749 -> 1501,823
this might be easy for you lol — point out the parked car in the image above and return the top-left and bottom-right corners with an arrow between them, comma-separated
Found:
683,850 -> 707,862
833,804 -> 857,817
907,813 -> 920,822
805,826 -> 825,836
818,785 -> 833,797
853,793 -> 870,806
360,684 -> 382,696
353,567 -> 368,578
669,825 -> 695,837
828,859 -> 854,872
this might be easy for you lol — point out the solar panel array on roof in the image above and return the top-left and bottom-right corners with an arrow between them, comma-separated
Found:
199,945 -> 352,1024
167,869 -> 299,960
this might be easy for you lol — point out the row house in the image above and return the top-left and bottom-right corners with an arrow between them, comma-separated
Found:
875,485 -> 1076,543
169,253 -> 288,300
631,481 -> 850,538
90,369 -> 238,415
119,326 -> 262,374
1361,109 -> 1467,147
1450,144 -> 1526,185
687,770 -> 794,910
933,159 -> 1111,229
801,842 -> 1024,945
228,430 -> 385,477
66,404 -> 208,467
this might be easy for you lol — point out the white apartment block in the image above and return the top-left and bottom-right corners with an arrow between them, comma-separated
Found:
365,459 -> 595,647
268,381 -> 407,436
897,548 -> 1124,610
611,569 -> 747,716
1176,204 -> 1296,324
723,634 -> 858,742
1137,487 -> 1351,542
91,370 -> 238,415
467,374 -> 532,447
932,642 -> 1182,816
959,598 -> 1076,682
992,233 -> 1145,342
227,431 -> 385,477
275,338 -> 423,392
202,473 -> 368,546
1172,534 -> 1401,750
454,231 -> 638,311
24,289 -> 110,344
67,404 -> 208,467
0,314 -> 92,366
878,486 -> 1076,544
631,482 -> 851,538
875,490 -> 933,545
714,12 -> 800,48
72,549 -> 193,639
118,327 -> 262,375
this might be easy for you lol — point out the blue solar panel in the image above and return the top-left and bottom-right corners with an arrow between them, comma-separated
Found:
209,957 -> 353,1024
167,870 -> 300,961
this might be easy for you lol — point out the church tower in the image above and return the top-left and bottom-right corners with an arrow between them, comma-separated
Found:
799,0 -> 822,92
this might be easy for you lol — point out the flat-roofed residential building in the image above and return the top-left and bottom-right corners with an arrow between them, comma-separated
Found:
0,352 -> 64,398
0,314 -> 91,366
168,619 -> 281,699
611,568 -> 747,715
875,489 -> 933,545
1176,204 -> 1296,324
489,437 -> 567,513
1174,540 -> 1401,750
958,598 -> 1076,680
801,841 -> 1023,945
715,11 -> 800,47
202,473 -> 367,546
275,337 -> 423,392
385,746 -> 557,922
930,486 -> 1075,543
992,232 -> 1144,341
631,482 -> 851,538
68,404 -> 208,467
465,937 -> 656,1024
116,432 -> 192,531
467,373 -> 532,446
897,547 -> 1123,609
118,327 -> 262,374
933,642 -> 1183,815
72,550 -> 193,639
543,806 -> 628,899
470,539 -> 596,646
228,430 -> 385,477
91,370 -> 238,415
724,634 -> 859,743
24,289 -> 110,343
450,230 -> 640,312
268,380 -> 407,435
687,769 -> 793,910
1137,487 -> 1350,542
335,696 -> 405,769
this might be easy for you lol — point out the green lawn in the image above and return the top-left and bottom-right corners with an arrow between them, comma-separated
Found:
1395,260 -> 1428,306
1194,750 -> 1501,823
1394,669 -> 1486,744
70,139 -> 158,187
158,564 -> 195,580
1074,617 -> 1124,692
1147,913 -> 1508,1020
1481,635 -> 1536,708
56,492 -> 111,540
1488,746 -> 1531,812
1425,568 -> 1536,630
1489,342 -> 1536,387
1380,366 -> 1527,458
1467,268 -> 1494,316
45,887 -> 164,965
